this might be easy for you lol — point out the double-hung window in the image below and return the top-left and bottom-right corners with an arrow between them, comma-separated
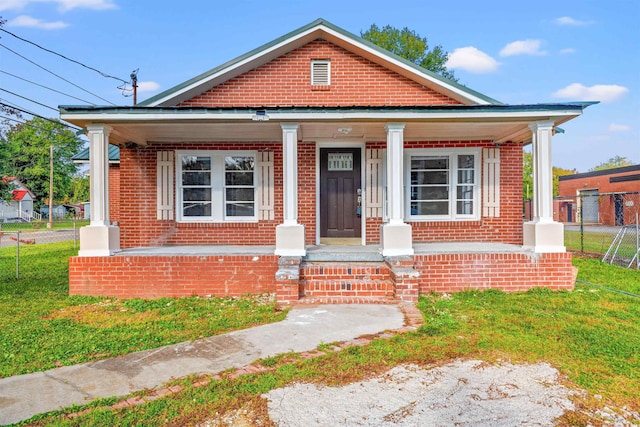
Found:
177,151 -> 257,222
405,148 -> 480,220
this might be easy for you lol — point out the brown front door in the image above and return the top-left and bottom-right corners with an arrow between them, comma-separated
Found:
320,148 -> 362,238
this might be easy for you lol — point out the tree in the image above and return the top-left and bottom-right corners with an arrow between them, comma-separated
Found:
589,156 -> 634,171
361,24 -> 457,81
64,174 -> 90,204
1,117 -> 83,210
523,151 -> 577,198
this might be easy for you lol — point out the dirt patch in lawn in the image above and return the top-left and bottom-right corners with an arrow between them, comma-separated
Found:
258,359 -> 638,427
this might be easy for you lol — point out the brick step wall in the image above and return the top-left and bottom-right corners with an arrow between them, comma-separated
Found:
299,262 -> 395,300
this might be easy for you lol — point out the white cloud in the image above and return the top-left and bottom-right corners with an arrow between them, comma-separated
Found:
499,39 -> 546,57
559,48 -> 576,55
0,0 -> 116,11
609,123 -> 631,132
7,14 -> 68,29
552,83 -> 629,103
553,16 -> 593,26
137,81 -> 160,92
445,46 -> 500,73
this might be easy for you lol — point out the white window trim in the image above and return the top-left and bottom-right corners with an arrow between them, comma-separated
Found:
404,148 -> 481,221
311,59 -> 331,85
176,150 -> 258,223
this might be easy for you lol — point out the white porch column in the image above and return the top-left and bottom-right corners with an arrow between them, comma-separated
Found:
78,124 -> 120,256
523,120 -> 565,253
381,123 -> 413,256
275,123 -> 306,256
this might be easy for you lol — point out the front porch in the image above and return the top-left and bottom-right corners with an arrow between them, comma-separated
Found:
68,243 -> 575,303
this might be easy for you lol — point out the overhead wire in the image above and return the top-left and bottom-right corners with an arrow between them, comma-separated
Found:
0,101 -> 83,132
0,70 -> 96,105
0,87 -> 58,112
0,27 -> 130,85
0,115 -> 88,144
0,43 -> 117,106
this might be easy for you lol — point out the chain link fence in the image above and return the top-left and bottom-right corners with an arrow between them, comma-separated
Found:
553,192 -> 640,269
0,220 -> 84,280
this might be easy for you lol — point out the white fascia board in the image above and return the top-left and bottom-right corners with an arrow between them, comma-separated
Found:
318,26 -> 492,106
61,109 -> 582,124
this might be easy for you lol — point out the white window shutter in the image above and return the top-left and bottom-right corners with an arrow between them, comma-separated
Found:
482,148 -> 500,217
157,151 -> 174,220
257,151 -> 274,220
366,149 -> 385,218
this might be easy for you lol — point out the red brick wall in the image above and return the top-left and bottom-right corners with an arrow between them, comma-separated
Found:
179,40 -> 461,108
558,167 -> 640,196
414,252 -> 574,293
109,164 -> 120,222
69,255 -> 279,299
119,142 -> 284,248
364,140 -> 524,245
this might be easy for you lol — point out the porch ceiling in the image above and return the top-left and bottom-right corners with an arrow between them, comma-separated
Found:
83,119 -> 559,146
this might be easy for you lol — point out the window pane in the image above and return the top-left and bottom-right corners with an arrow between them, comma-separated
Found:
226,203 -> 254,217
225,171 -> 254,186
456,185 -> 474,199
226,188 -> 255,202
184,188 -> 211,201
225,156 -> 254,171
411,156 -> 448,170
457,200 -> 473,215
458,170 -> 474,184
182,156 -> 210,171
458,155 -> 474,169
411,201 -> 448,216
182,171 -> 211,186
411,186 -> 449,201
183,202 -> 211,217
411,171 -> 448,185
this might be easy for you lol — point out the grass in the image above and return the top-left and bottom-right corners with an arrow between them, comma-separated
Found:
0,220 -> 88,232
4,248 -> 639,425
0,241 -> 287,378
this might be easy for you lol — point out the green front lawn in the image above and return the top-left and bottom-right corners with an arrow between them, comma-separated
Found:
0,241 -> 286,378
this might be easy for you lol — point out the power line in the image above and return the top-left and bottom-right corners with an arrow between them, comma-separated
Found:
0,115 -> 88,143
0,101 -> 83,132
0,69 -> 96,105
0,88 -> 58,112
0,27 -> 130,85
0,43 -> 116,106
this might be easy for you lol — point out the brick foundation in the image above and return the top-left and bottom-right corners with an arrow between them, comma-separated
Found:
69,254 -> 279,299
69,250 -> 574,300
414,252 -> 574,293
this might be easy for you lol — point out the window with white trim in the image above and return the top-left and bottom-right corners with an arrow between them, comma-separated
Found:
405,149 -> 480,220
177,151 -> 257,222
311,60 -> 330,85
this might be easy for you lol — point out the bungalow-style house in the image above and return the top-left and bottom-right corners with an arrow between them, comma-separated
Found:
60,19 -> 594,303
556,165 -> 640,225
0,177 -> 38,222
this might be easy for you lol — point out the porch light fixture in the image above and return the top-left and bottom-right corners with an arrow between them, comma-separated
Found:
337,127 -> 352,134
252,110 -> 269,121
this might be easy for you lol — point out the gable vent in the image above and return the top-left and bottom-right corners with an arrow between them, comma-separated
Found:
311,60 -> 330,85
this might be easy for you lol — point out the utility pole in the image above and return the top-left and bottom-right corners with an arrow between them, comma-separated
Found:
47,144 -> 53,229
131,69 -> 138,106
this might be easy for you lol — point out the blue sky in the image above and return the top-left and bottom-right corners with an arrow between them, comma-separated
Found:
1,0 -> 638,172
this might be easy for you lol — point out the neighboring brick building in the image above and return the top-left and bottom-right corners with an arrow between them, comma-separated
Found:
61,19 -> 594,302
556,165 -> 640,225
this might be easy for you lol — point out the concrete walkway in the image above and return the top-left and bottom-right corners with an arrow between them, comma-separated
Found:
0,304 -> 405,425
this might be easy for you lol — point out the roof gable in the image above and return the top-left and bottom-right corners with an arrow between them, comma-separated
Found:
140,18 -> 500,108
178,39 -> 462,108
